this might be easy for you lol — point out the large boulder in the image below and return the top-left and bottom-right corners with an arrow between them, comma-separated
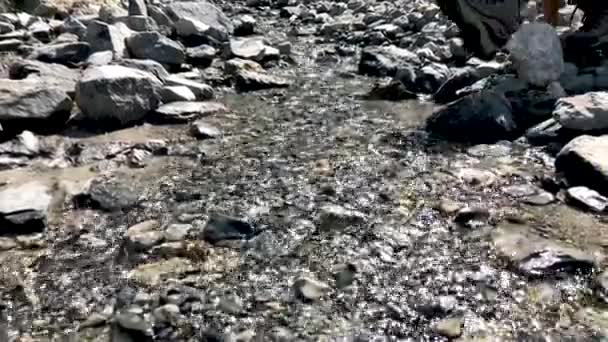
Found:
126,32 -> 185,66
506,23 -> 564,87
75,65 -> 163,124
8,59 -> 80,96
553,92 -> 608,131
166,1 -> 233,42
358,45 -> 421,77
0,79 -> 72,124
555,135 -> 608,195
425,90 -> 517,143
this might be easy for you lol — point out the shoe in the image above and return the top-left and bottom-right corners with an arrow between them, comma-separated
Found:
436,0 -> 524,59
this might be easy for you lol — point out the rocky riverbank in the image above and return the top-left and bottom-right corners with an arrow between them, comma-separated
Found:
2,0 -> 608,341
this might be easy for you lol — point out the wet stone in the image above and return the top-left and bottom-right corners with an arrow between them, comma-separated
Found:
293,277 -> 330,301
190,120 -> 222,139
154,101 -> 227,123
202,214 -> 255,245
566,186 -> 608,212
523,191 -> 555,206
493,224 -> 599,277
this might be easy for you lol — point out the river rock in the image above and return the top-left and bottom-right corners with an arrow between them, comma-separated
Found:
0,181 -> 52,235
0,78 -> 72,123
9,59 -> 80,96
128,0 -> 147,16
234,69 -> 291,92
555,135 -> 608,195
493,223 -> 599,277
227,37 -> 279,62
358,45 -> 420,77
164,75 -> 214,100
167,0 -> 233,42
425,90 -> 517,143
553,92 -> 608,131
126,220 -> 163,250
566,186 -> 608,212
506,23 -> 564,87
160,86 -> 196,103
29,41 -> 91,65
202,214 -> 255,245
126,32 -> 185,66
154,101 -> 227,123
76,65 -> 162,124
114,58 -> 170,82
293,277 -> 330,301
85,20 -> 131,58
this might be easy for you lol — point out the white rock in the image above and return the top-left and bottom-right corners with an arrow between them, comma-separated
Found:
554,92 -> 608,131
506,23 -> 564,87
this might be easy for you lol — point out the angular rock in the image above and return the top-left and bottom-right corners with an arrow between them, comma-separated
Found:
128,0 -> 147,17
167,1 -> 233,42
163,223 -> 191,242
99,4 -> 128,24
160,86 -> 196,103
29,42 -> 91,65
59,16 -> 87,38
566,186 -> 608,212
554,92 -> 608,131
190,120 -> 221,139
506,23 -> 564,87
124,15 -> 158,32
0,79 -> 72,123
555,135 -> 608,195
358,45 -> 420,77
126,32 -> 185,66
0,39 -> 22,52
202,214 -> 255,245
234,15 -> 256,36
0,182 -> 52,235
426,90 -> 517,143
227,37 -> 279,62
9,59 -> 80,96
164,75 -> 213,100
493,224 -> 599,277
86,51 -> 113,66
186,44 -> 216,67
76,65 -> 162,124
154,101 -> 227,123
234,70 -> 291,92
85,20 -> 130,58
83,177 -> 141,211
114,58 -> 169,82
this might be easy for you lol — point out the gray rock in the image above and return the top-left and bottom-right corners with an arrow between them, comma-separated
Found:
154,101 -> 227,123
128,0 -> 147,17
334,263 -> 357,289
164,75 -> 213,100
0,181 -> 52,235
493,223 -> 599,277
553,92 -> 608,131
454,207 -> 490,226
84,177 -> 141,211
502,184 -> 539,198
160,86 -> 196,103
426,90 -> 516,143
234,14 -> 256,36
163,223 -> 191,241
0,21 -> 14,34
0,39 -> 22,52
153,304 -> 180,324
435,318 -> 463,338
358,45 -> 420,77
9,59 -> 79,96
167,0 -> 233,42
114,58 -> 169,82
227,37 -> 280,62
126,32 -> 185,66
416,63 -> 451,93
293,277 -> 330,301
596,270 -> 608,297
126,220 -> 163,250
506,23 -> 564,87
29,42 -> 91,65
0,78 -> 72,122
567,186 -> 608,212
202,214 -> 255,245
115,311 -> 152,335
85,20 -> 130,58
523,191 -> 555,206
318,204 -> 365,232
76,65 -> 162,124
86,50 -> 114,66
124,15 -> 158,32
234,69 -> 291,92
190,120 -> 221,139
562,74 -> 594,95
186,44 -> 216,67
556,135 -> 608,195
58,16 -> 87,38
